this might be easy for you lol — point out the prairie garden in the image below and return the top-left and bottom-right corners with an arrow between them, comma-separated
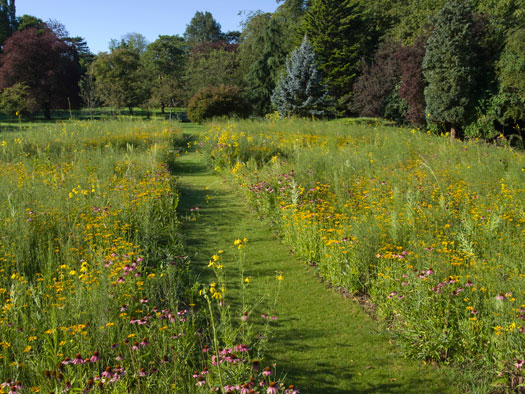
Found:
0,115 -> 522,393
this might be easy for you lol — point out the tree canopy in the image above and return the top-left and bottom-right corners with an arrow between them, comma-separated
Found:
0,27 -> 81,118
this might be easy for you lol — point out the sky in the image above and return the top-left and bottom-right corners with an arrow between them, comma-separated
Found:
15,1 -> 280,54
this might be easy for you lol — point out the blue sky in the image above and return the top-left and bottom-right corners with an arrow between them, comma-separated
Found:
15,1 -> 280,54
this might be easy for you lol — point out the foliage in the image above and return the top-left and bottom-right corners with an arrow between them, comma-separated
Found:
187,84 -> 250,123
352,39 -> 401,118
78,74 -> 98,112
0,0 -> 16,47
203,118 -> 525,391
497,27 -> 525,123
423,0 -> 478,135
396,36 -> 427,126
15,14 -> 43,32
271,36 -> 330,117
89,47 -> 145,114
245,17 -> 287,116
303,0 -> 366,110
184,11 -> 222,47
109,32 -> 149,55
0,81 -> 35,114
184,41 -> 243,101
0,27 -> 81,119
141,35 -> 187,112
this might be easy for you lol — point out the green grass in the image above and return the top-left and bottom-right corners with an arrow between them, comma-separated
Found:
175,123 -> 458,393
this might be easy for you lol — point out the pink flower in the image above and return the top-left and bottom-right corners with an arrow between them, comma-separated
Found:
496,292 -> 505,301
73,354 -> 86,365
90,351 -> 101,363
267,382 -> 280,394
515,359 -> 524,369
262,367 -> 272,377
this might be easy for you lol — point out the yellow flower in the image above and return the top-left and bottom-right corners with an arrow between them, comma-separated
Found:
24,346 -> 31,353
244,277 -> 251,284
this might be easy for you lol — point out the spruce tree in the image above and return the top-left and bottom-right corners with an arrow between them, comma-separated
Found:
271,36 -> 329,117
245,17 -> 287,115
422,0 -> 478,137
303,0 -> 365,109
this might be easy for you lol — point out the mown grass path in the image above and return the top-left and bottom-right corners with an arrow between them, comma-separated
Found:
173,125 -> 457,394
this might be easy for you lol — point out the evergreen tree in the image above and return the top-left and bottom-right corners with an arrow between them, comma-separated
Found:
303,0 -> 365,110
184,11 -> 222,47
245,17 -> 287,115
271,36 -> 329,117
0,0 -> 16,47
422,0 -> 478,137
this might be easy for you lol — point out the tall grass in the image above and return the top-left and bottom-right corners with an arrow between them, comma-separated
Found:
0,120 -> 293,393
202,117 -> 525,391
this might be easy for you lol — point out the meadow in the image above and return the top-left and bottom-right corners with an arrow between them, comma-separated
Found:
201,116 -> 525,391
0,120 -> 293,393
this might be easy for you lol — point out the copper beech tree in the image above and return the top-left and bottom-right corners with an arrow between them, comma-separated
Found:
0,27 -> 81,118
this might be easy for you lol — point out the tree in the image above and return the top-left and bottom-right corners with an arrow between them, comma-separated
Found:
352,39 -> 402,118
422,0 -> 478,137
0,27 -> 82,118
184,41 -> 243,101
245,17 -> 287,115
184,11 -> 222,46
16,14 -> 43,32
78,74 -> 98,115
271,36 -> 329,117
110,32 -> 149,55
0,82 -> 36,115
142,35 -> 187,113
303,0 -> 366,110
396,36 -> 427,126
0,0 -> 16,47
90,47 -> 145,114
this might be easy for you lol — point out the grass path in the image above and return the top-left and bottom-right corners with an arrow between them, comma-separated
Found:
173,125 -> 458,394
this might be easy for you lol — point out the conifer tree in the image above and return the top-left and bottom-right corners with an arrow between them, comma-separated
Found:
271,36 -> 329,117
245,17 -> 287,115
303,0 -> 365,109
422,0 -> 478,137
0,0 -> 16,47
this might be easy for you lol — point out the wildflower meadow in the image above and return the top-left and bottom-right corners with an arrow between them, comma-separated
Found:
202,117 -> 525,390
0,120 -> 294,393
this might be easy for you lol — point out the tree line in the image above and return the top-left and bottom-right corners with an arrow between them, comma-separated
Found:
0,0 -> 523,139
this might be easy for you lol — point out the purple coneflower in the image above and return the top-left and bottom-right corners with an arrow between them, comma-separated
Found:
267,382 -> 279,394
90,351 -> 101,363
496,292 -> 505,301
262,367 -> 272,377
73,354 -> 86,365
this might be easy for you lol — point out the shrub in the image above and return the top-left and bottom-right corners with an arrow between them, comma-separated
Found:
187,84 -> 251,123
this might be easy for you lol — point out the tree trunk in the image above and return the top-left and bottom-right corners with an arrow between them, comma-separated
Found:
128,106 -> 133,115
450,126 -> 456,140
161,104 -> 165,115
44,104 -> 51,120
